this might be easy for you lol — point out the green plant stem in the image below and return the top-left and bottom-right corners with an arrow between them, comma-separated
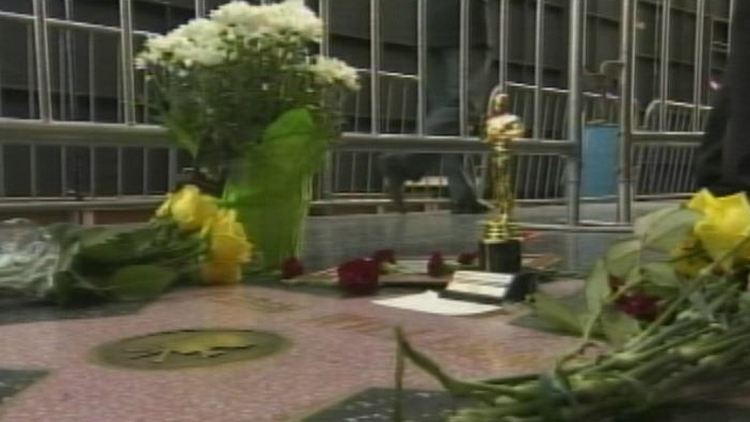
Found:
395,329 -> 535,403
585,325 -> 716,375
625,317 -> 702,353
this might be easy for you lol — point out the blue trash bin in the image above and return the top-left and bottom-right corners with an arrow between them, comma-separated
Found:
582,124 -> 619,198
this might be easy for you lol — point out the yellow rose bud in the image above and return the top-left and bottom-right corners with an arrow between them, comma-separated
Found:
200,261 -> 242,284
686,189 -> 719,215
206,210 -> 252,263
155,192 -> 174,218
689,191 -> 750,263
169,185 -> 218,232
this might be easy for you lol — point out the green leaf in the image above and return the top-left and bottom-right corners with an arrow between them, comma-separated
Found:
605,239 -> 642,278
638,207 -> 700,251
634,206 -> 680,238
601,306 -> 642,347
163,114 -> 199,156
106,265 -> 176,301
78,226 -> 132,249
642,262 -> 679,288
529,292 -> 585,336
50,271 -> 105,307
585,259 -> 611,316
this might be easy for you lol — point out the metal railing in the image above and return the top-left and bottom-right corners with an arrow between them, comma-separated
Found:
615,0 -> 728,222
0,0 -> 581,216
0,0 -> 731,228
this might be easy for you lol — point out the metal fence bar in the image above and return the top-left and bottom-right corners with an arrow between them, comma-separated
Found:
29,145 -> 37,197
89,146 -> 96,197
658,0 -> 671,131
459,0 -> 470,137
0,53 -> 4,117
195,0 -> 206,18
318,0 -> 334,200
400,83 -> 408,133
416,0 -> 427,135
142,148 -> 149,194
618,0 -> 636,223
0,10 -> 157,37
32,0 -> 52,122
369,0 -> 381,134
119,0 -> 136,124
61,146 -> 68,196
117,147 -> 123,196
319,0 -> 330,56
0,145 -> 5,197
497,0 -> 510,91
692,0 -> 706,131
533,0 -> 545,141
58,30 -> 67,120
88,33 -> 96,121
567,0 -> 585,225
27,26 -> 37,119
64,0 -> 76,121
729,0 -> 736,49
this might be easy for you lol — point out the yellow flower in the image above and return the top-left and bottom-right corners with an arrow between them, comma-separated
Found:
160,185 -> 218,232
155,192 -> 174,218
198,209 -> 252,285
686,188 -> 719,214
200,261 -> 243,285
204,209 -> 252,264
687,190 -> 750,263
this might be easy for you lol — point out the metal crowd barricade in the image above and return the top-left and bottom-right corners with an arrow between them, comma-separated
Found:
0,0 -> 729,229
617,0 -> 731,222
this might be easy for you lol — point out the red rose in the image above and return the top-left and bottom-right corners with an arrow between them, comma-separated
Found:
457,252 -> 478,266
337,258 -> 380,295
372,249 -> 396,266
427,252 -> 450,278
281,257 -> 304,279
616,292 -> 660,321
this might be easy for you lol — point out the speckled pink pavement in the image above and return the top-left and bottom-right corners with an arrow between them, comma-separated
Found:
0,283 -> 580,422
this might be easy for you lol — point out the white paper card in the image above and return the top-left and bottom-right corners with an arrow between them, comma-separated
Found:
447,271 -> 513,298
395,260 -> 429,274
373,290 -> 502,316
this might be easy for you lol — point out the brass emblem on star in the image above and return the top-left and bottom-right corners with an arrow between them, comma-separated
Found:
93,329 -> 289,370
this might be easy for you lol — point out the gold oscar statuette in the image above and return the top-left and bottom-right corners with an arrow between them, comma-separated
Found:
479,89 -> 525,273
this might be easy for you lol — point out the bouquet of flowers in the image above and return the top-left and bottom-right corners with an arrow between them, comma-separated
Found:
0,185 -> 251,306
137,0 -> 359,270
396,190 -> 750,421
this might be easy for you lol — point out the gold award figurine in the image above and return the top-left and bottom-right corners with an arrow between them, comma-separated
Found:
482,89 -> 525,243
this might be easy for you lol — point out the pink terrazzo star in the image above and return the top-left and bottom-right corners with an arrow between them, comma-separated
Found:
0,284 -> 580,421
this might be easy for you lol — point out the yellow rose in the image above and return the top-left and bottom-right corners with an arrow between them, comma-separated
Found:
200,261 -> 242,285
204,209 -> 252,264
688,190 -> 750,263
168,185 -> 219,232
686,188 -> 719,214
155,192 -> 174,218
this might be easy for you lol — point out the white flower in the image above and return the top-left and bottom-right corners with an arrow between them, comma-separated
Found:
210,1 -> 322,42
177,18 -> 224,41
307,56 -> 360,90
137,18 -> 229,67
138,1 -> 326,69
137,32 -> 192,67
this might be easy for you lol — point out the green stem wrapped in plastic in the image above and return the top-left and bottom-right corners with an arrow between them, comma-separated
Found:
222,108 -> 329,271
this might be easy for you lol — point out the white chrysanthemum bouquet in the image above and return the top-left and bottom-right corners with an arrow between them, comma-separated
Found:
137,0 -> 359,271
